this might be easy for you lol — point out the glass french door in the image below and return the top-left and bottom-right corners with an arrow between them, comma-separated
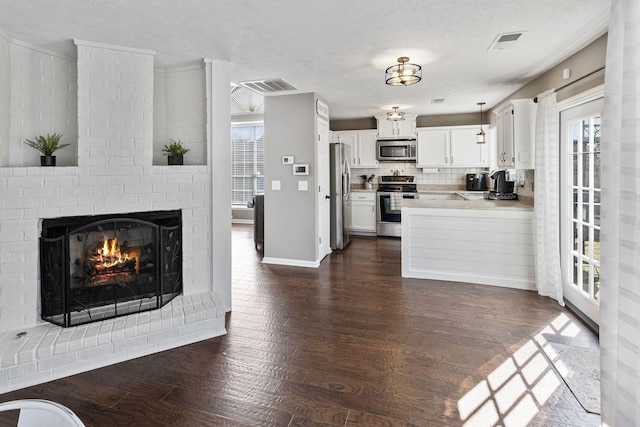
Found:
560,97 -> 603,324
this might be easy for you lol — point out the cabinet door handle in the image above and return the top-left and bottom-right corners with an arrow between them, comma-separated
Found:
450,156 -> 454,164
445,156 -> 448,164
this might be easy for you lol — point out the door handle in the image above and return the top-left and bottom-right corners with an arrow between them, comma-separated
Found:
325,195 -> 330,199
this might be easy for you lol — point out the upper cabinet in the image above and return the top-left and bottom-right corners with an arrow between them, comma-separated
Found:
375,114 -> 416,139
494,99 -> 536,169
332,130 -> 378,168
416,126 -> 488,168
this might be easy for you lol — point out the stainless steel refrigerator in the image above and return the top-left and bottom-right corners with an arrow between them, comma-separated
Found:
330,142 -> 351,250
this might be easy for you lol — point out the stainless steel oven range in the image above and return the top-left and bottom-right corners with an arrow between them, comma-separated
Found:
376,175 -> 418,237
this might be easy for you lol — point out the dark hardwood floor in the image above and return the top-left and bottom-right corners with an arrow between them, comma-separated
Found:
0,224 -> 600,426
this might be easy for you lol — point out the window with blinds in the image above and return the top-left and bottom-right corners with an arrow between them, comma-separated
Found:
231,124 -> 264,205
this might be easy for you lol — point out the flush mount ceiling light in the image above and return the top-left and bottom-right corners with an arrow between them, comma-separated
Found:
385,57 -> 422,86
387,106 -> 405,121
476,102 -> 486,144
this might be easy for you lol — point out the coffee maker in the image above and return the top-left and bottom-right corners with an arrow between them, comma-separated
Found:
466,172 -> 489,191
488,169 -> 517,200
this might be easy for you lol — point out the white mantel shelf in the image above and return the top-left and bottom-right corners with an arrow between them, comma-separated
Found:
401,203 -> 535,290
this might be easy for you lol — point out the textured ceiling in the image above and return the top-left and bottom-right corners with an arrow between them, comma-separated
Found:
0,0 -> 610,119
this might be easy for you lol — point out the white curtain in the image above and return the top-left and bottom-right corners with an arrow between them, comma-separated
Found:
600,0 -> 640,425
533,89 -> 564,305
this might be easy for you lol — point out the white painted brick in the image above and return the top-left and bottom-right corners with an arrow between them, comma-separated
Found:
6,361 -> 37,380
123,314 -> 137,339
97,321 -> 113,346
6,176 -> 43,188
113,335 -> 147,353
76,343 -> 113,362
38,352 -> 78,372
69,326 -> 87,352
82,349 -> 126,369
147,328 -> 178,345
124,184 -> 153,194
152,182 -> 179,193
54,328 -> 74,355
83,323 -> 100,349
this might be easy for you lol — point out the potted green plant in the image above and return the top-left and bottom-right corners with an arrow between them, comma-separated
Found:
162,139 -> 189,165
24,132 -> 69,166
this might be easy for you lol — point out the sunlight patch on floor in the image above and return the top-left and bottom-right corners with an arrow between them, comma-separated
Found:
457,313 -> 583,426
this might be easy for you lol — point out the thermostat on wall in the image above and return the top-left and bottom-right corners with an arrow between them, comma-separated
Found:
282,155 -> 294,164
293,164 -> 309,175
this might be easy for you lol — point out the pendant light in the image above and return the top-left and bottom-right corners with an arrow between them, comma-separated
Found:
386,106 -> 405,121
476,102 -> 486,144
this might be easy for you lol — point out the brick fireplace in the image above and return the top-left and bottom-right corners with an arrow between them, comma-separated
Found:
40,210 -> 183,327
0,35 -> 231,393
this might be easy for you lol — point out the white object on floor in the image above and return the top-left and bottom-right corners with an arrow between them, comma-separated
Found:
0,399 -> 85,427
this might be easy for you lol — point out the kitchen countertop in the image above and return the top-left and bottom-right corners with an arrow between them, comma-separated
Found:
403,196 -> 533,211
351,184 -> 534,209
351,187 -> 377,192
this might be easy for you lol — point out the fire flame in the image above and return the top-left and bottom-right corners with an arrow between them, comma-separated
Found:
92,237 -> 139,274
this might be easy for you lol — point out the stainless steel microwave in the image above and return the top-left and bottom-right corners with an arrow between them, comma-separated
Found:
376,139 -> 417,161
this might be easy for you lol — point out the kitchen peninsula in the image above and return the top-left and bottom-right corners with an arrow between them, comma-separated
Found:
401,196 -> 535,290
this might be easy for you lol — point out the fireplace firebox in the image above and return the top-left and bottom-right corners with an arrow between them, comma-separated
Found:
39,210 -> 182,327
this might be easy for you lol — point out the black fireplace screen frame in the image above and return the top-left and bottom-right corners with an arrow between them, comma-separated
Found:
39,210 -> 182,327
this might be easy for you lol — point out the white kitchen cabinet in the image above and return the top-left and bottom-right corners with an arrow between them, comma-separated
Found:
402,205 -> 534,290
376,114 -> 416,139
416,126 -> 488,168
332,130 -> 378,168
494,99 -> 536,169
416,128 -> 448,167
350,191 -> 376,233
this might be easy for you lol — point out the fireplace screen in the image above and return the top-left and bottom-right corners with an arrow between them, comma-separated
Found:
40,210 -> 182,327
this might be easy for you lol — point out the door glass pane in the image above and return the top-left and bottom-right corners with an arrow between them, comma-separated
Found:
582,153 -> 590,186
582,190 -> 590,223
594,190 -> 601,227
582,260 -> 590,293
582,224 -> 590,258
565,112 -> 601,307
582,119 -> 590,152
571,123 -> 579,153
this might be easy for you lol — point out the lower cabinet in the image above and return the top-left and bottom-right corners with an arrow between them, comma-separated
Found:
350,191 -> 376,234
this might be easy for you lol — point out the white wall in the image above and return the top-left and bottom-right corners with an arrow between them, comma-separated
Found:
263,93 -> 319,265
8,42 -> 77,167
153,65 -> 207,165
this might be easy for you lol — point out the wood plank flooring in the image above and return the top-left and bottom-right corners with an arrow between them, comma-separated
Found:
0,224 -> 600,426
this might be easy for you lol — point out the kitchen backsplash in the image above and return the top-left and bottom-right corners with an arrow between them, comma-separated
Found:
355,163 -> 535,199
355,163 -> 487,186
515,169 -> 535,198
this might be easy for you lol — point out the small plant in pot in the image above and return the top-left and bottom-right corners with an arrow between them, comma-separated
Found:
24,132 -> 69,166
162,139 -> 189,165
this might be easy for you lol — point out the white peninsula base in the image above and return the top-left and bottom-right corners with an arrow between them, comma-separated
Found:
401,206 -> 535,290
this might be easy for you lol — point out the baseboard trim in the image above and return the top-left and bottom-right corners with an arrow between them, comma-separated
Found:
262,257 -> 320,268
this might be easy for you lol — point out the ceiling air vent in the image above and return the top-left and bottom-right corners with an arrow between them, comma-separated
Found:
238,79 -> 297,94
488,32 -> 525,50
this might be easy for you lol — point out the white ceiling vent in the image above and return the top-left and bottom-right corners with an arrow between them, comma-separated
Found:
238,79 -> 297,94
488,32 -> 525,50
